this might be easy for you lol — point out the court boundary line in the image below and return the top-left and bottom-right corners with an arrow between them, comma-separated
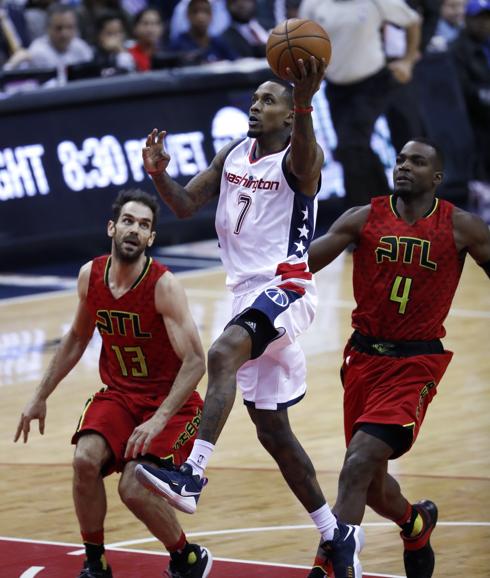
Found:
102,520 -> 490,549
0,536 -> 405,578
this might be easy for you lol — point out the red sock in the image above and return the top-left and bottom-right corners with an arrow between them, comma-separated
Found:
313,555 -> 328,570
166,531 -> 187,553
394,503 -> 413,527
81,530 -> 104,545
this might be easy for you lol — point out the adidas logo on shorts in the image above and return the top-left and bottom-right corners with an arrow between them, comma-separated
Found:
244,321 -> 257,332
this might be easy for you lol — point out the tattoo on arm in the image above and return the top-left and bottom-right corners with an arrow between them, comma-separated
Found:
185,161 -> 223,210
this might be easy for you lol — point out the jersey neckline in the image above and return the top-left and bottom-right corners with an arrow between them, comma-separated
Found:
389,195 -> 439,221
103,255 -> 152,297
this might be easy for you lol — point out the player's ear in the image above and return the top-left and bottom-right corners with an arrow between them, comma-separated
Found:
285,109 -> 294,127
107,220 -> 116,238
147,231 -> 156,247
434,171 -> 443,186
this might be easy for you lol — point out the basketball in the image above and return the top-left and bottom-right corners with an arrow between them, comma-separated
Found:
266,19 -> 331,81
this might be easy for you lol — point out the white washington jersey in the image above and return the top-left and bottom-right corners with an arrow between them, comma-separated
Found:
215,137 -> 318,294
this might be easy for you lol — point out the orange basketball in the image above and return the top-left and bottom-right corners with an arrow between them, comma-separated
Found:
266,19 -> 331,81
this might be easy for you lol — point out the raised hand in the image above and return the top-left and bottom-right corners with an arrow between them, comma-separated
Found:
285,56 -> 327,105
14,397 -> 47,443
142,128 -> 171,176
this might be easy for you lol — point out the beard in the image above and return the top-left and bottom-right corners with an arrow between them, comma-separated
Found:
113,238 -> 145,263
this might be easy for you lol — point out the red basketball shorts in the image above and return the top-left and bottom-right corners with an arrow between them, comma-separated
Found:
342,343 -> 453,449
72,388 -> 203,474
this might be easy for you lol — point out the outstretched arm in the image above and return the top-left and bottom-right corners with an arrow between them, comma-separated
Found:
125,272 -> 206,458
285,56 -> 327,197
143,129 -> 240,218
14,263 -> 95,443
308,206 -> 370,273
453,208 -> 490,278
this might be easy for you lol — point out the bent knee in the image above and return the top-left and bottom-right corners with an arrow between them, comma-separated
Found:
256,422 -> 293,453
341,448 -> 380,481
207,334 -> 247,375
72,452 -> 103,479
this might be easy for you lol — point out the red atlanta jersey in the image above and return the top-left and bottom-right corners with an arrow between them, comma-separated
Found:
86,255 -> 182,395
352,195 -> 464,341
215,138 -> 318,294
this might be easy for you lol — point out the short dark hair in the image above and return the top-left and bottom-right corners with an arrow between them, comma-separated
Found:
268,77 -> 294,109
409,137 -> 444,170
188,0 -> 211,10
132,7 -> 162,27
46,3 -> 77,23
95,10 -> 127,35
112,189 -> 160,229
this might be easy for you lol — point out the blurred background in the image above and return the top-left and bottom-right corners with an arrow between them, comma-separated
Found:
0,4 -> 489,575
0,0 -> 489,271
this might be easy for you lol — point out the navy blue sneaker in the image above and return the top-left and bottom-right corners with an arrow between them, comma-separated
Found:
402,499 -> 438,578
165,544 -> 213,578
320,522 -> 364,578
135,462 -> 207,514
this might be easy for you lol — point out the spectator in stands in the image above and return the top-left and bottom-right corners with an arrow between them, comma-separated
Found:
450,0 -> 490,185
23,0 -> 58,42
77,0 -> 131,46
169,0 -> 230,43
429,0 -> 467,51
128,7 -> 165,71
91,11 -> 135,75
255,0 -> 302,28
3,4 -> 92,76
168,0 -> 234,64
299,0 -> 421,208
221,0 -> 268,59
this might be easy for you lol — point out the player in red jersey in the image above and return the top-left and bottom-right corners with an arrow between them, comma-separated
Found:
306,137 -> 490,578
14,189 -> 212,578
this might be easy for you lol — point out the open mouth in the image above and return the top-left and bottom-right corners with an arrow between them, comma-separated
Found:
248,116 -> 259,126
396,175 -> 412,184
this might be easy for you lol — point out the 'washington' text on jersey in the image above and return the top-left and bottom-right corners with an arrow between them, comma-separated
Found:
225,170 -> 280,192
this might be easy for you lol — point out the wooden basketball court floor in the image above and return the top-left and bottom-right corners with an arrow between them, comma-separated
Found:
0,250 -> 489,577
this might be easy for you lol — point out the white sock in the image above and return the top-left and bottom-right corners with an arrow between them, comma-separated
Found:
310,504 -> 338,542
186,439 -> 215,478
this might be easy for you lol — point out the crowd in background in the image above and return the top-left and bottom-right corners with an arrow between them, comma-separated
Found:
0,0 -> 301,75
0,0 -> 489,215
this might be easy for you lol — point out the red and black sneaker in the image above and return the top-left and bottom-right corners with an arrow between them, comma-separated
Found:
306,544 -> 332,578
307,567 -> 331,578
78,560 -> 112,578
401,499 -> 438,578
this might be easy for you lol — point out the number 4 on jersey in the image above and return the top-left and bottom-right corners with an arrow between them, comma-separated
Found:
390,275 -> 413,314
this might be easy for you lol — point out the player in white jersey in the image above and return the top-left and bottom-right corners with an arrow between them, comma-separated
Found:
136,57 -> 364,578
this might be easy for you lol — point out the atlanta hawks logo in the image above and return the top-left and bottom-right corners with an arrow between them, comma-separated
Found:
265,287 -> 289,307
